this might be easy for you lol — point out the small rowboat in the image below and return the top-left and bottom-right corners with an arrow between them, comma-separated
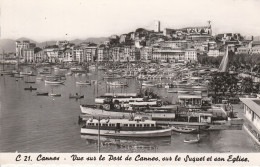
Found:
107,81 -> 127,87
20,71 -> 33,75
69,94 -> 84,99
36,92 -> 49,96
45,80 -> 65,84
50,93 -> 61,97
25,81 -> 36,83
24,87 -> 37,90
167,90 -> 177,93
171,126 -> 197,133
15,75 -> 24,78
36,77 -> 43,81
184,134 -> 200,143
76,81 -> 91,85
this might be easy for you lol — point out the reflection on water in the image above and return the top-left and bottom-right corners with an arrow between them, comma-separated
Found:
81,135 -> 171,153
0,65 -> 260,152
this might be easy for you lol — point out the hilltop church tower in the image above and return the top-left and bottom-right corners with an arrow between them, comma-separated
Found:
154,21 -> 160,32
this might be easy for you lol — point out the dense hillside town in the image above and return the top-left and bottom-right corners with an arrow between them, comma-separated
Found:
2,21 -> 259,65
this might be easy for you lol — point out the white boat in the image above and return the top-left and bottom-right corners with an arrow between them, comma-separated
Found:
107,81 -> 127,87
0,71 -> 13,75
171,126 -> 197,133
36,77 -> 43,81
80,104 -> 175,120
45,80 -> 65,84
65,72 -> 72,76
20,71 -> 33,75
71,68 -> 85,73
54,67 -> 60,70
167,90 -> 177,93
12,70 -> 19,74
81,117 -> 172,137
39,68 -> 51,74
76,81 -> 91,85
50,93 -> 61,97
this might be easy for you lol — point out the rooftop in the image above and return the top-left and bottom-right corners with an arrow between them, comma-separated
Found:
240,98 -> 260,116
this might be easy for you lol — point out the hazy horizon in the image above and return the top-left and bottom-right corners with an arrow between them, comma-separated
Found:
1,0 -> 260,42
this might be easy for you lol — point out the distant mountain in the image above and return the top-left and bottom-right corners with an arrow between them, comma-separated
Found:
70,39 -> 84,45
16,37 -> 38,44
84,37 -> 109,44
37,41 -> 57,48
0,39 -> 16,52
0,37 -> 109,53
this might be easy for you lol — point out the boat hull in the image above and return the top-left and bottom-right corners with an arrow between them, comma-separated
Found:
24,88 -> 37,90
76,82 -> 91,85
45,80 -> 65,84
50,93 -> 61,97
80,128 -> 172,137
184,139 -> 199,143
171,126 -> 197,133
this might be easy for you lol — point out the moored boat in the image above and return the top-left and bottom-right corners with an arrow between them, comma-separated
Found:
107,81 -> 127,87
50,93 -> 61,97
80,103 -> 176,120
71,68 -> 85,73
36,92 -> 49,96
24,86 -> 37,90
20,71 -> 33,75
171,126 -> 197,133
36,77 -> 43,81
69,93 -> 84,99
39,68 -> 51,74
45,80 -> 65,84
76,81 -> 91,85
81,117 -> 172,137
25,81 -> 36,83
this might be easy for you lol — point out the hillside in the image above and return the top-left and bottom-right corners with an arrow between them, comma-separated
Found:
0,37 -> 109,53
0,39 -> 16,52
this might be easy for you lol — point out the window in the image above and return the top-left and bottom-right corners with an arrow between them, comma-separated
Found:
151,124 -> 155,127
123,124 -> 128,127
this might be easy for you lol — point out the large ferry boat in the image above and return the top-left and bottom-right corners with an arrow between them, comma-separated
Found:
80,102 -> 176,120
80,117 -> 172,137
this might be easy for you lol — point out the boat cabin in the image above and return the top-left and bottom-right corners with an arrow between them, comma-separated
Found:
85,118 -> 158,131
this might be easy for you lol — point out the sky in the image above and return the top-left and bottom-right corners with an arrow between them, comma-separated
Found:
1,0 -> 260,42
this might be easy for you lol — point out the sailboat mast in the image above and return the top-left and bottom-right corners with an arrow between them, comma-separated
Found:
2,49 -> 5,71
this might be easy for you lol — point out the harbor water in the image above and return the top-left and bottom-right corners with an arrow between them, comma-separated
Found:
0,65 -> 260,153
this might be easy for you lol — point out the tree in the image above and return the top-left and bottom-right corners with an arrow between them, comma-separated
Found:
241,77 -> 253,94
34,47 -> 42,53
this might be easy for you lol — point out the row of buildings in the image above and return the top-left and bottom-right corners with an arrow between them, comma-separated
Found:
14,21 -> 259,64
15,40 -> 198,64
